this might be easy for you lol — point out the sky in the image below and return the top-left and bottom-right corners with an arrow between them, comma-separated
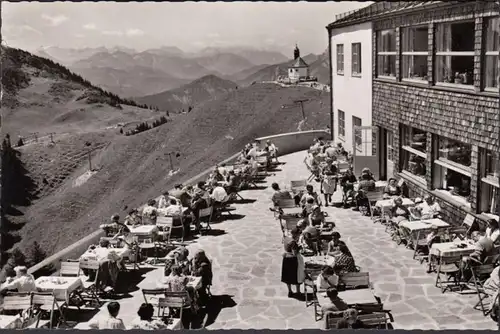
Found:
2,1 -> 370,54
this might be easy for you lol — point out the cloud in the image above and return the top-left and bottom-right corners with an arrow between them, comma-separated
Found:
207,32 -> 220,39
75,34 -> 85,38
41,14 -> 69,27
102,30 -> 123,36
3,24 -> 42,36
83,23 -> 97,30
125,29 -> 144,37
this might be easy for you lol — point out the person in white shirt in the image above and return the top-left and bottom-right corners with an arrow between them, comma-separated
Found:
158,191 -> 180,209
0,266 -> 37,293
142,200 -> 158,217
417,195 -> 442,219
266,140 -> 279,163
211,186 -> 228,203
315,266 -> 339,292
486,219 -> 500,244
218,164 -> 228,179
88,302 -> 126,329
164,199 -> 184,216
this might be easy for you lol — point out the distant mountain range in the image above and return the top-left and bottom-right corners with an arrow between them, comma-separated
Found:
34,45 -> 329,98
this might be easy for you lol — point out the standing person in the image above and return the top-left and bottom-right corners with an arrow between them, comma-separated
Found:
321,158 -> 338,206
88,302 -> 126,329
281,228 -> 305,298
266,140 -> 279,163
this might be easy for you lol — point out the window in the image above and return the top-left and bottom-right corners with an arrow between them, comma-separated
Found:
336,44 -> 344,74
387,131 -> 395,162
338,110 -> 345,138
401,26 -> 428,81
400,125 -> 427,181
480,149 -> 499,214
351,43 -> 361,75
484,17 -> 499,91
435,21 -> 475,86
376,29 -> 397,78
352,116 -> 362,150
433,136 -> 473,205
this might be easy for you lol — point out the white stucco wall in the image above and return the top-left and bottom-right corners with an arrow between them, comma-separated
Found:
330,22 -> 373,155
288,67 -> 309,81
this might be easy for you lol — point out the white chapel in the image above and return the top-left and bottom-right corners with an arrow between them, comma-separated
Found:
287,45 -> 310,83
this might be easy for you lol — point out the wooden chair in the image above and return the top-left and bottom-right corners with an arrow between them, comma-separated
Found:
413,229 -> 433,261
59,259 -> 91,308
358,312 -> 389,329
337,161 -> 350,174
290,180 -> 307,194
365,189 -> 385,220
157,216 -> 184,243
142,288 -> 167,317
158,291 -> 192,328
303,268 -> 323,309
199,207 -> 214,235
1,292 -> 33,320
339,272 -> 370,290
281,216 -> 301,240
138,238 -> 163,266
77,258 -> 101,307
214,194 -> 236,218
435,254 -> 462,293
276,198 -> 297,209
30,292 -> 67,329
471,263 -> 496,315
462,213 -> 476,236
443,226 -> 469,242
324,311 -> 344,329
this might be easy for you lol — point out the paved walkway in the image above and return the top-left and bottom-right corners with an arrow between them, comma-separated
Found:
77,150 -> 497,330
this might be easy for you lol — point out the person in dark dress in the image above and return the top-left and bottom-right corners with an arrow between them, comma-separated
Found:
281,228 -> 304,297
336,308 -> 365,329
340,169 -> 357,207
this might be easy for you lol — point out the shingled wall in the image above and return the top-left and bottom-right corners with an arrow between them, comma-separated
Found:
371,2 -> 499,225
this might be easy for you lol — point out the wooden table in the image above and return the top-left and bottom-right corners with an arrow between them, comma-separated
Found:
399,218 -> 450,232
129,225 -> 159,237
0,315 -> 22,329
430,241 -> 476,258
304,255 -> 335,267
155,276 -> 202,290
79,247 -> 130,268
317,288 -> 377,307
35,276 -> 83,304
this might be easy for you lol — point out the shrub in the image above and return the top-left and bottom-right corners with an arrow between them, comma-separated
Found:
16,137 -> 24,147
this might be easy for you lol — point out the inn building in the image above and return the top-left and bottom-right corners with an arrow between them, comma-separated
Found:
328,1 -> 499,224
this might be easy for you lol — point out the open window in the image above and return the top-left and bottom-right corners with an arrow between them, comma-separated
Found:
401,25 -> 429,81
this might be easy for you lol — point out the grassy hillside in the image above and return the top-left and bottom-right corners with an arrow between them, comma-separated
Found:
14,83 -> 329,254
135,75 -> 239,113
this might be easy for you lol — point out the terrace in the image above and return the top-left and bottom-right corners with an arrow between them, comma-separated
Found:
2,131 -> 498,330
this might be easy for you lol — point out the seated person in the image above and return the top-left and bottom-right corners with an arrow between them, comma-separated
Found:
302,197 -> 316,218
158,191 -> 180,209
360,168 -> 375,181
414,195 -> 442,220
355,174 -> 376,213
340,169 -> 357,207
190,193 -> 209,229
337,308 -> 365,329
327,232 -> 349,256
210,185 -> 228,206
390,197 -> 411,223
461,231 -> 496,281
164,247 -> 191,276
316,266 -> 339,292
142,200 -> 158,224
383,178 -> 401,199
334,142 -> 347,157
308,205 -> 329,228
334,245 -> 357,274
321,288 -> 348,316
225,170 -> 241,194
271,182 -> 293,207
0,266 -> 37,293
297,221 -> 320,253
485,219 -> 500,244
164,265 -> 190,292
483,265 -> 500,304
124,209 -> 142,227
89,302 -> 126,329
171,184 -> 193,208
191,249 -> 213,305
300,184 -> 321,207
112,227 -> 137,250
129,303 -> 168,330
162,199 -> 184,216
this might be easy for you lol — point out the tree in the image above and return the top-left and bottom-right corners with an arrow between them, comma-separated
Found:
26,241 -> 47,267
17,137 -> 24,147
119,128 -> 123,134
188,106 -> 193,113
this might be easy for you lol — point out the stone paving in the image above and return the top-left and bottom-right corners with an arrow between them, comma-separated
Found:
77,150 -> 497,330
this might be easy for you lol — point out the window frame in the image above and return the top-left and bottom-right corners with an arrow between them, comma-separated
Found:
376,29 -> 397,79
400,124 -> 427,184
387,131 -> 395,162
352,116 -> 362,152
480,148 -> 499,214
434,20 -> 476,89
336,44 -> 344,74
401,25 -> 429,82
351,42 -> 362,76
483,16 -> 499,92
338,110 -> 345,139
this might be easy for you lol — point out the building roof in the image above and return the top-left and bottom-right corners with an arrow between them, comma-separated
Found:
326,1 -> 447,30
290,57 -> 308,68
